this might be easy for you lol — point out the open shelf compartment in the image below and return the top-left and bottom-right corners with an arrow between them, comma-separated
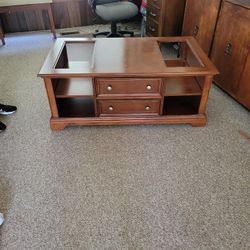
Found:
52,78 -> 93,98
163,76 -> 203,96
163,96 -> 201,115
56,97 -> 95,118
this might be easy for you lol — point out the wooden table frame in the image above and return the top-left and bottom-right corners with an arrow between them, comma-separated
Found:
0,3 -> 56,45
38,37 -> 218,130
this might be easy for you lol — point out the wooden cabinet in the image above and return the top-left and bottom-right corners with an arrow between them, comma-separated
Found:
182,0 -> 222,55
211,0 -> 250,109
146,0 -> 165,36
146,0 -> 186,37
237,52 -> 250,109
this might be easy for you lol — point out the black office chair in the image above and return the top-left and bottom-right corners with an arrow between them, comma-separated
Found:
88,0 -> 139,37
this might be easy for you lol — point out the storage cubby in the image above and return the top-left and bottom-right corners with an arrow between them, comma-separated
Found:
53,78 -> 93,97
162,76 -> 203,115
56,98 -> 95,118
163,96 -> 201,115
52,78 -> 95,118
163,76 -> 203,96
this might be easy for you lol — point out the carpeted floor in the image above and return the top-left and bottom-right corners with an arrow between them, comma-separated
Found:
0,31 -> 249,250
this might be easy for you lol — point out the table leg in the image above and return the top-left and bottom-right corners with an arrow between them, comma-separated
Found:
0,19 -> 5,45
47,4 -> 56,39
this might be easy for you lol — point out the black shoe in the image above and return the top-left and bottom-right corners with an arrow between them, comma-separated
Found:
0,121 -> 6,132
0,103 -> 17,115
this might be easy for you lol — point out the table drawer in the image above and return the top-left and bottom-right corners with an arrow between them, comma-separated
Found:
146,18 -> 159,37
148,0 -> 162,9
147,4 -> 161,23
98,99 -> 161,116
96,78 -> 161,95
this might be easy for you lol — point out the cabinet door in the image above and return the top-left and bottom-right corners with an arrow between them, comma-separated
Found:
182,0 -> 221,54
237,51 -> 250,109
211,1 -> 250,95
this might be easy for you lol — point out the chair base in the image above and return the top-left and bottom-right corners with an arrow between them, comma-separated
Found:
93,21 -> 134,38
93,30 -> 134,38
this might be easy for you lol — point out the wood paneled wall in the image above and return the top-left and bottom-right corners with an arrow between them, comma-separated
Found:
0,0 -> 141,33
52,0 -> 95,29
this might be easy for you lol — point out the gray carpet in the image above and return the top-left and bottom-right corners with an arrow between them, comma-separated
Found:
0,31 -> 250,250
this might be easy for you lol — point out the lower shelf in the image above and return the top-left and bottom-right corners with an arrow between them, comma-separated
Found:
163,96 -> 201,115
51,96 -> 206,129
56,97 -> 95,117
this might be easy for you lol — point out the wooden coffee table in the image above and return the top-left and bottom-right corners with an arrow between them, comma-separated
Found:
38,37 -> 218,130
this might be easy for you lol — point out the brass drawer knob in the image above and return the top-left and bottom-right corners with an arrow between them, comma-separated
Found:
149,26 -> 156,32
108,106 -> 113,111
145,106 -> 151,111
225,42 -> 232,55
193,25 -> 199,36
146,85 -> 152,90
149,11 -> 156,17
107,85 -> 112,91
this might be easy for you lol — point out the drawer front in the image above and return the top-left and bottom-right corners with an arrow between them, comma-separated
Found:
147,4 -> 161,23
98,99 -> 161,115
146,18 -> 159,37
96,78 -> 161,95
148,0 -> 162,9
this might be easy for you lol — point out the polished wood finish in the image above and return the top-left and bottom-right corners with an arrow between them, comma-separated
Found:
182,0 -> 222,55
163,77 -> 202,96
0,3 -> 56,44
96,78 -> 161,96
38,37 -> 218,130
98,99 -> 161,116
55,78 -> 93,97
146,0 -> 186,37
211,0 -> 250,109
44,77 -> 59,117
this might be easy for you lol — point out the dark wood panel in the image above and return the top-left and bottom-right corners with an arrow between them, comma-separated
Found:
163,0 -> 186,36
52,0 -> 96,29
0,0 -> 96,33
1,8 -> 51,32
0,0 -> 141,33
